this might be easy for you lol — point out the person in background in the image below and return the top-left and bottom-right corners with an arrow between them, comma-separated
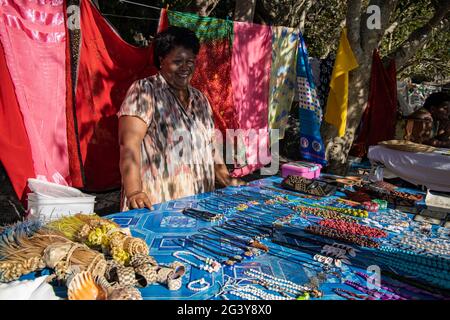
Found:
407,92 -> 449,148
118,26 -> 244,211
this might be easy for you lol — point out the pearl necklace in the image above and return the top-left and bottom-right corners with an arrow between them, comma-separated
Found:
244,269 -> 310,292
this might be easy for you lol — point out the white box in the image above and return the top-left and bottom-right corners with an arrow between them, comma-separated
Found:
26,179 -> 95,221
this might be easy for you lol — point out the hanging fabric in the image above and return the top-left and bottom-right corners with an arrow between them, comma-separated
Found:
350,50 -> 397,157
296,33 -> 327,166
0,40 -> 35,204
268,26 -> 299,139
167,11 -> 236,136
0,0 -> 70,185
69,0 -> 157,190
324,28 -> 359,137
157,7 -> 168,33
317,52 -> 336,115
230,21 -> 272,177
66,0 -> 83,188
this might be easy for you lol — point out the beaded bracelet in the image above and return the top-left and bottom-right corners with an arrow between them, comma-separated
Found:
319,219 -> 388,238
291,205 -> 358,222
187,278 -> 211,292
305,225 -> 380,248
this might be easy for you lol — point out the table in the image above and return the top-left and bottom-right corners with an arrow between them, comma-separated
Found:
100,176 -> 447,300
368,145 -> 450,192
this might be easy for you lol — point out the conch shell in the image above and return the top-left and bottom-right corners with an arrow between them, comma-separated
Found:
67,271 -> 107,300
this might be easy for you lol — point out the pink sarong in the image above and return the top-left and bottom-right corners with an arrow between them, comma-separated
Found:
231,22 -> 272,177
0,0 -> 69,185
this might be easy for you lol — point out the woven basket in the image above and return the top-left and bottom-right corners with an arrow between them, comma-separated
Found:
379,140 -> 436,153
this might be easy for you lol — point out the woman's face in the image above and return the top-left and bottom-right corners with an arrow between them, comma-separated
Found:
160,46 -> 196,90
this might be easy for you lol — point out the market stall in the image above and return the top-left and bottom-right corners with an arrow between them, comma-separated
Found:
3,176 -> 449,300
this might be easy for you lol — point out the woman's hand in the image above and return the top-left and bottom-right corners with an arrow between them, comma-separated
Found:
127,191 -> 154,210
215,164 -> 247,188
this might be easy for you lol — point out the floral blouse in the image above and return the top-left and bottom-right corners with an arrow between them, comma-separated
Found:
118,73 -> 215,211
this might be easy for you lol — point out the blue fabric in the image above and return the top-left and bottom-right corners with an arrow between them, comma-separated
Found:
296,34 -> 327,166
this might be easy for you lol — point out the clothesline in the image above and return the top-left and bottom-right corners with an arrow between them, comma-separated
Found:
102,13 -> 160,21
118,0 -> 163,11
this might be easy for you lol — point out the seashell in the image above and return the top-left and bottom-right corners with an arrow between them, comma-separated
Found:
67,271 -> 107,300
123,237 -> 149,256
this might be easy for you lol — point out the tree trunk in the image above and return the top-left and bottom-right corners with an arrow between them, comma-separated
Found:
321,0 -> 397,174
234,0 -> 256,22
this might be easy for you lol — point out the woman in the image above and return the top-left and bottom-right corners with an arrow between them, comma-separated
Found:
118,26 -> 243,211
407,92 -> 449,147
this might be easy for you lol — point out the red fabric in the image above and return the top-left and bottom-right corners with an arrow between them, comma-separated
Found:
72,0 -> 157,190
0,41 -> 35,204
157,8 -> 169,33
191,40 -> 236,134
351,50 -> 397,157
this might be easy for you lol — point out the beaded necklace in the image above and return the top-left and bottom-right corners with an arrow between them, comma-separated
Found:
183,238 -> 243,265
182,208 -> 224,221
191,234 -> 247,257
344,280 -> 403,300
192,234 -> 256,258
172,250 -> 221,273
202,228 -> 269,252
333,288 -> 374,300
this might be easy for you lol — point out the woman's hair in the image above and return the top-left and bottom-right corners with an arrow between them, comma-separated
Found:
423,92 -> 450,111
153,26 -> 200,69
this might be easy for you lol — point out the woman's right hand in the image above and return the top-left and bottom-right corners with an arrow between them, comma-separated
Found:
127,191 -> 154,210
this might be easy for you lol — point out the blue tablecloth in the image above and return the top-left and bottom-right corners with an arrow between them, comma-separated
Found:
102,176 -> 443,300
20,176 -> 446,300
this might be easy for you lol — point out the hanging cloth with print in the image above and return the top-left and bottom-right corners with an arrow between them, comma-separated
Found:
230,21 -> 272,177
167,11 -> 236,135
296,33 -> 327,166
268,26 -> 299,140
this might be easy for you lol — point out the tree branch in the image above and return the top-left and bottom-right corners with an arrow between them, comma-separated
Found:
192,0 -> 221,17
298,0 -> 313,33
385,6 -> 450,69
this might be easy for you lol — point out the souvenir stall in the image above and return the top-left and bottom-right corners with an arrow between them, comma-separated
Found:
1,1 -> 449,301
1,172 -> 449,300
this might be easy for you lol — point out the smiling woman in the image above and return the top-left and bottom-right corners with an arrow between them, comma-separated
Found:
117,26 -> 244,212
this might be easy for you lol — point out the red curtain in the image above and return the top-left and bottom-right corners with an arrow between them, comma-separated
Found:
69,0 -> 157,190
351,50 -> 397,157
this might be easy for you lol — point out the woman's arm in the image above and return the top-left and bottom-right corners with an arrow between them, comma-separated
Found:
119,116 -> 153,209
